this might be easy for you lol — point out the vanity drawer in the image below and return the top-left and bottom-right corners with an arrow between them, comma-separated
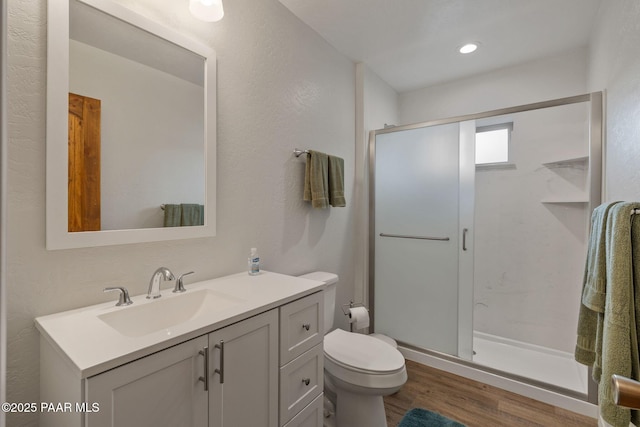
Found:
282,393 -> 324,427
279,343 -> 324,426
280,292 -> 323,365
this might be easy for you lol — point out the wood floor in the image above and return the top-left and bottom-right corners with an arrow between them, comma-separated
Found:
384,360 -> 597,427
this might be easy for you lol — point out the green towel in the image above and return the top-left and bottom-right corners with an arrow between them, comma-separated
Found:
328,155 -> 346,207
599,202 -> 640,427
630,213 -> 640,427
181,204 -> 204,226
576,202 -> 620,369
163,204 -> 182,227
303,150 -> 329,208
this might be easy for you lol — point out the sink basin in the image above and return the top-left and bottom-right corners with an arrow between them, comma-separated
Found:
98,289 -> 244,337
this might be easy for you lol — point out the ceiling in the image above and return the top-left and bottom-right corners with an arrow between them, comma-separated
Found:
71,0 -> 205,86
278,0 -> 603,93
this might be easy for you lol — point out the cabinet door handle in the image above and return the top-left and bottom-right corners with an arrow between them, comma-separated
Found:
302,323 -> 310,331
302,378 -> 311,386
214,340 -> 225,384
198,346 -> 209,391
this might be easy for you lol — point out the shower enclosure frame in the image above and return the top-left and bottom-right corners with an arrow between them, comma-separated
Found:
368,92 -> 603,404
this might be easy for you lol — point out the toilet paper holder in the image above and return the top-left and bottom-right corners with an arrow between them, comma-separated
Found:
341,301 -> 368,332
341,300 -> 366,315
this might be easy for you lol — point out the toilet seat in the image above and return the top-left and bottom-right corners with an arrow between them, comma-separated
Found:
324,329 -> 407,391
325,329 -> 404,373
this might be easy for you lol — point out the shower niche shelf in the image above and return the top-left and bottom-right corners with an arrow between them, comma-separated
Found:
540,156 -> 589,204
541,198 -> 589,204
541,156 -> 588,168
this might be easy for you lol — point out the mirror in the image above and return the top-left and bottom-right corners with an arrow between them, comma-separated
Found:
47,0 -> 216,249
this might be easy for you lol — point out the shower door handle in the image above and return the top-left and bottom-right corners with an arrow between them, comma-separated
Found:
462,228 -> 468,251
379,233 -> 450,241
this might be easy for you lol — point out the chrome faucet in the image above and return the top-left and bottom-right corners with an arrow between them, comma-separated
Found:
104,287 -> 133,306
174,271 -> 195,293
147,267 -> 175,299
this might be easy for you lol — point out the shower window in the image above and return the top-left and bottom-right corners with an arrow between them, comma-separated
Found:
475,123 -> 512,166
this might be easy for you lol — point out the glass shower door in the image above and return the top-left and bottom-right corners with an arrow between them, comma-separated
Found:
373,122 -> 472,357
370,93 -> 602,402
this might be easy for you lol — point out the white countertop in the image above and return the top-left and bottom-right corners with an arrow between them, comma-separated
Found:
35,271 -> 325,378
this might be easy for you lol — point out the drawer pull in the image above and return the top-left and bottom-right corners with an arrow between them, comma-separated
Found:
302,378 -> 311,386
302,323 -> 311,331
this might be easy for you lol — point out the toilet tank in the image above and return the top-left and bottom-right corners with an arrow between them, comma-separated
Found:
297,271 -> 338,334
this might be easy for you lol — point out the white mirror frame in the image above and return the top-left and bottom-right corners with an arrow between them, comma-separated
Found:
46,0 -> 216,249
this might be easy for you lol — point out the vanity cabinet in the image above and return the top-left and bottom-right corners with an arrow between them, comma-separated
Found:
279,292 -> 324,427
283,394 -> 324,427
85,336 -> 209,427
37,277 -> 324,427
83,310 -> 278,427
208,309 -> 278,427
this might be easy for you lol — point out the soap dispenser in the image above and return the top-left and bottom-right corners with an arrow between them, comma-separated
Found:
248,248 -> 260,275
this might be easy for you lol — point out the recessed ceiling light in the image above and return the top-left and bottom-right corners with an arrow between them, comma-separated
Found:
459,43 -> 478,54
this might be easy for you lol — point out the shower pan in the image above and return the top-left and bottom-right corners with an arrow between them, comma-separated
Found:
368,93 -> 602,403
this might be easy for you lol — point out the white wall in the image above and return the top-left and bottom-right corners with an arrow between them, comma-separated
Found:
399,47 -> 589,125
354,63 -> 398,308
7,0 -> 355,425
589,0 -> 640,202
70,40 -> 205,230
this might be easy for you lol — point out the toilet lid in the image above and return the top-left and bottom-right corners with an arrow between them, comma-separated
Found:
324,329 -> 405,374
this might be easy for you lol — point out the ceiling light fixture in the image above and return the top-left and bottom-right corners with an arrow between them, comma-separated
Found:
189,0 -> 224,22
459,43 -> 478,54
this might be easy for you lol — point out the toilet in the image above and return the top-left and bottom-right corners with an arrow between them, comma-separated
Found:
299,272 -> 407,427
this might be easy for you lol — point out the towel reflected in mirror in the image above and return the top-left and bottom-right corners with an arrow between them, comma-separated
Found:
163,204 -> 204,227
